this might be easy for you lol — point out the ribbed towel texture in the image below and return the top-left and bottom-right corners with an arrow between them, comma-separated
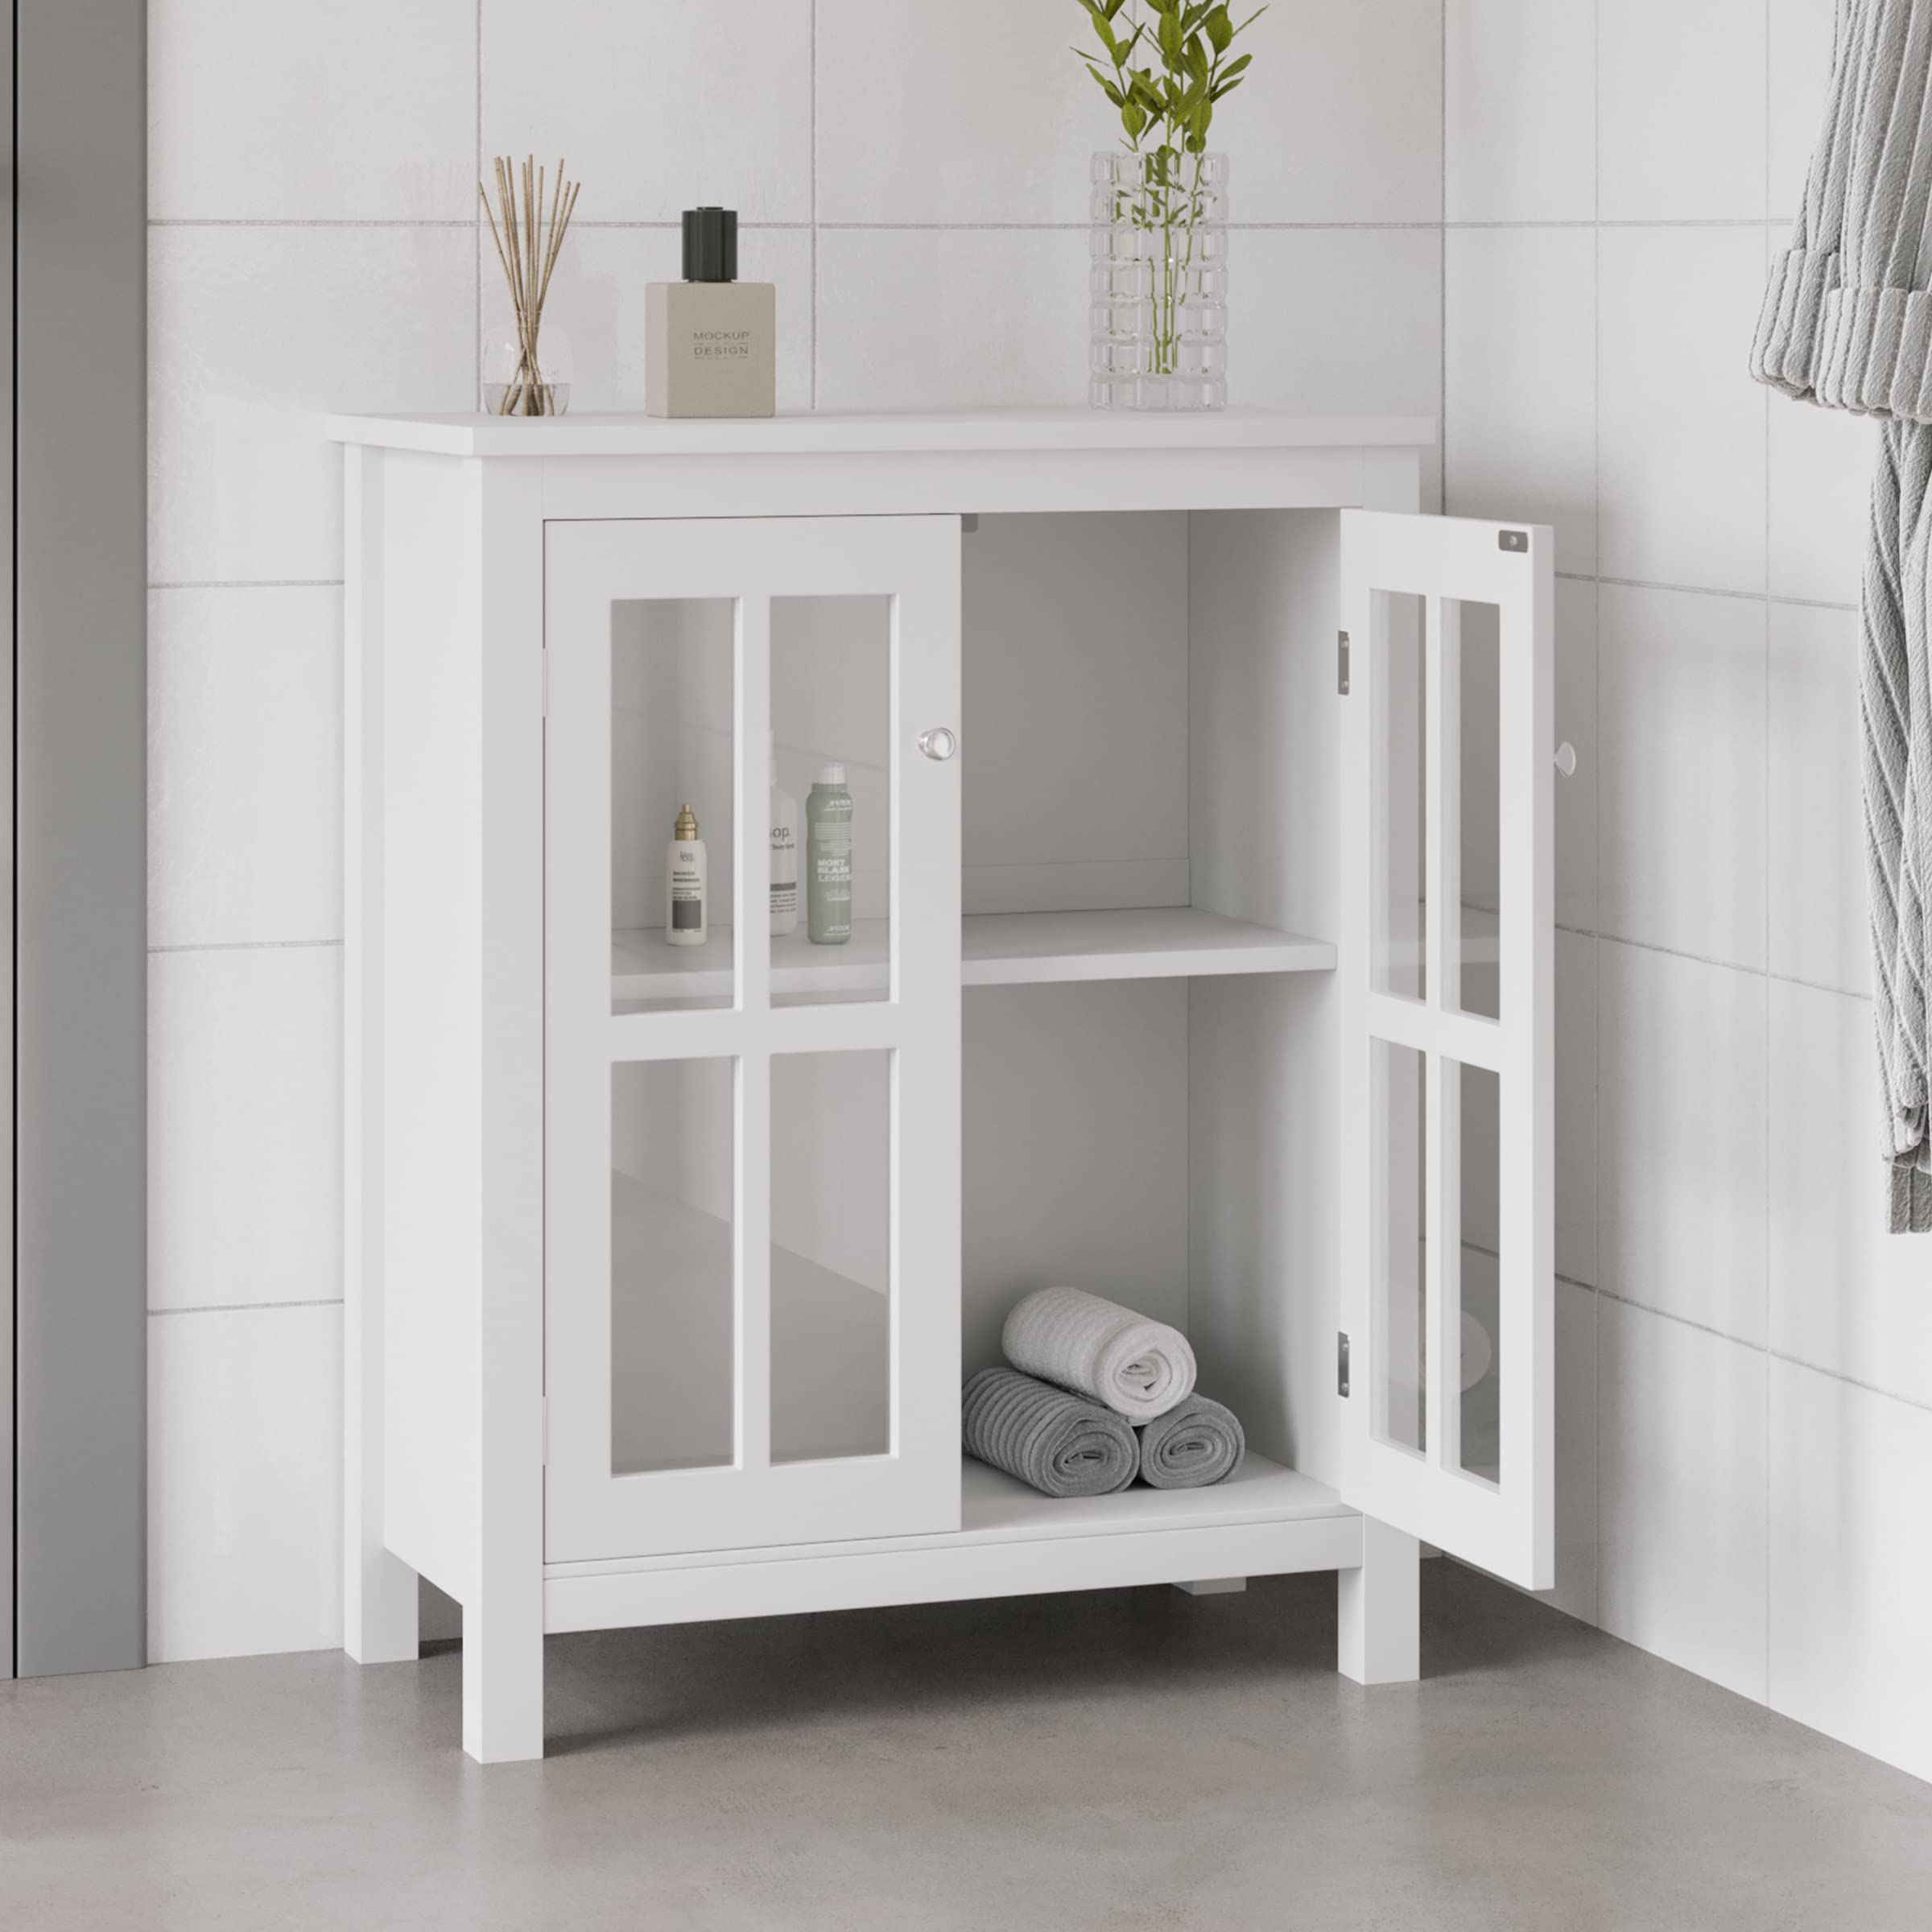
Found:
1137,1395 -> 1246,1489
1001,1286 -> 1198,1424
961,1367 -> 1137,1498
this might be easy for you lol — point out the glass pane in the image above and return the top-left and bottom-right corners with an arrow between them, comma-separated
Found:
1372,1038 -> 1426,1455
610,598 -> 737,1015
770,1051 -> 892,1462
1455,600 -> 1502,1022
768,596 -> 891,1006
1457,1061 -> 1501,1485
610,1058 -> 736,1475
1372,590 -> 1426,1001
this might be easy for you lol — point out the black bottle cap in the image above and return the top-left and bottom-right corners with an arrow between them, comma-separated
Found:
683,207 -> 738,283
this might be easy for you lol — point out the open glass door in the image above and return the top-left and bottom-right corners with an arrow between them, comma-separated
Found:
545,516 -> 962,1563
1338,510 -> 1555,1590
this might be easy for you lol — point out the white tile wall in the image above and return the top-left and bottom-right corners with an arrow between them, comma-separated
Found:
1768,398 -> 1878,608
1598,583 -> 1766,971
480,0 -> 815,225
1767,603 -> 1866,996
1597,0 -> 1767,222
148,1304 -> 345,1662
1555,931 -> 1597,1289
1451,0 -> 1932,1793
1769,1358 -> 1932,1785
149,946 -> 344,1314
1768,0 -> 1839,225
149,6 -> 1454,1667
1555,577 -> 1600,936
148,587 -> 344,950
1598,940 -> 1767,1345
148,0 -> 477,222
1768,980 -> 1932,1409
149,226 -> 476,585
1445,225 -> 1596,575
1597,225 -> 1769,594
1444,0 -> 1596,224
1235,227 -> 1444,416
1599,1294 -> 1768,1703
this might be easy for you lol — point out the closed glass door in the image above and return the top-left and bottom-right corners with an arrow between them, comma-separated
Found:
546,517 -> 962,1563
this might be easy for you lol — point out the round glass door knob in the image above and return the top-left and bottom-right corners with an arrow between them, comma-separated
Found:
918,727 -> 959,762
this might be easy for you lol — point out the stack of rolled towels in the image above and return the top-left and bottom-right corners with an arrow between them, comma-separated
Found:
961,1286 -> 1246,1499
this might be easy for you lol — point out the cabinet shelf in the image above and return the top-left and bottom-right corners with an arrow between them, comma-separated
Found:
611,907 -> 1335,1006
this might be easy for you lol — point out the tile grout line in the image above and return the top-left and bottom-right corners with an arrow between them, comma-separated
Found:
475,0 -> 483,407
1763,0 -> 1775,1707
151,580 -> 344,592
148,939 -> 342,956
1594,1282 -> 1932,1422
149,1299 -> 344,1319
810,0 -> 819,411
1591,0 -> 1604,1630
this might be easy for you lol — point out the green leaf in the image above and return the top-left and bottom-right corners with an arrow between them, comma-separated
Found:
1158,10 -> 1183,63
1183,33 -> 1209,80
1205,5 -> 1233,52
1208,72 -> 1245,101
1122,98 -> 1147,139
1084,62 -> 1125,106
1103,0 -> 1128,14
1217,52 -> 1252,81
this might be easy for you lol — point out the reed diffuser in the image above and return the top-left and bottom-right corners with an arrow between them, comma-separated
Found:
479,155 -> 581,416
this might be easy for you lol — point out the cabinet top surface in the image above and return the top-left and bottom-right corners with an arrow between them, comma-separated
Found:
324,407 -> 1438,460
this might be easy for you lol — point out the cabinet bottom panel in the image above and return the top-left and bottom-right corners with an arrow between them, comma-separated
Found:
543,1457 -> 1361,1634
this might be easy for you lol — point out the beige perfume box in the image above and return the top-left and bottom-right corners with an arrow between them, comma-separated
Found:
645,281 -> 777,419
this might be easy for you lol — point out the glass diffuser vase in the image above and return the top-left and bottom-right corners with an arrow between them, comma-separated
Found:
1089,150 -> 1229,411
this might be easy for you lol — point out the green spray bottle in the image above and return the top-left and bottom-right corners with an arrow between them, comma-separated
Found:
806,763 -> 853,944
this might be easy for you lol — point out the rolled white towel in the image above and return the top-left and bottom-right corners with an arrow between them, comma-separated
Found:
1001,1286 -> 1196,1423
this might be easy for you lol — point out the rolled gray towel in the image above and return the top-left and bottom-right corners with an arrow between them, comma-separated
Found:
962,1367 -> 1137,1498
1001,1286 -> 1197,1423
1137,1394 -> 1245,1489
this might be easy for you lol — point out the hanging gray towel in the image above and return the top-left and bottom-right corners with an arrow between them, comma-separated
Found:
961,1367 -> 1137,1498
1752,0 -> 1932,1228
1137,1394 -> 1245,1489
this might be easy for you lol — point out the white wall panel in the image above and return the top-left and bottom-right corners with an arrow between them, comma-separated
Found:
149,947 -> 343,1313
1769,1359 -> 1932,1786
1598,940 -> 1767,1346
1768,981 -> 1932,1409
1445,0 -> 1595,223
1598,0 -> 1767,221
148,586 -> 343,950
149,0 -> 475,221
149,227 -> 474,585
1598,584 -> 1767,972
1599,1294 -> 1768,1703
148,1305 -> 345,1662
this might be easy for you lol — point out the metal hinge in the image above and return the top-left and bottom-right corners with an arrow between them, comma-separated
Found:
1337,1331 -> 1352,1397
1337,630 -> 1351,696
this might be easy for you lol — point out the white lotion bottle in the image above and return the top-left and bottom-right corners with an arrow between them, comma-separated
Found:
770,740 -> 799,937
665,803 -> 708,947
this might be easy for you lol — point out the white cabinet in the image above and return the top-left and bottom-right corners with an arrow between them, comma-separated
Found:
331,411 -> 1556,1764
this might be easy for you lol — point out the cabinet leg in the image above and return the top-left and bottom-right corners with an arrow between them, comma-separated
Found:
461,1590 -> 546,1764
1336,1517 -> 1420,1684
345,1542 -> 419,1666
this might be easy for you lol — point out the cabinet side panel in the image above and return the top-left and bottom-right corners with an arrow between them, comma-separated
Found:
1187,510 -> 1344,1484
379,453 -> 483,1597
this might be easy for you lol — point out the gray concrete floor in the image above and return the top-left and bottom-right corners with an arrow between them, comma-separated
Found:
4,1562 -> 1931,1931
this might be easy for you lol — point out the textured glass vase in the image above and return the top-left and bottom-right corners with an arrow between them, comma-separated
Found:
1088,151 -> 1229,411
